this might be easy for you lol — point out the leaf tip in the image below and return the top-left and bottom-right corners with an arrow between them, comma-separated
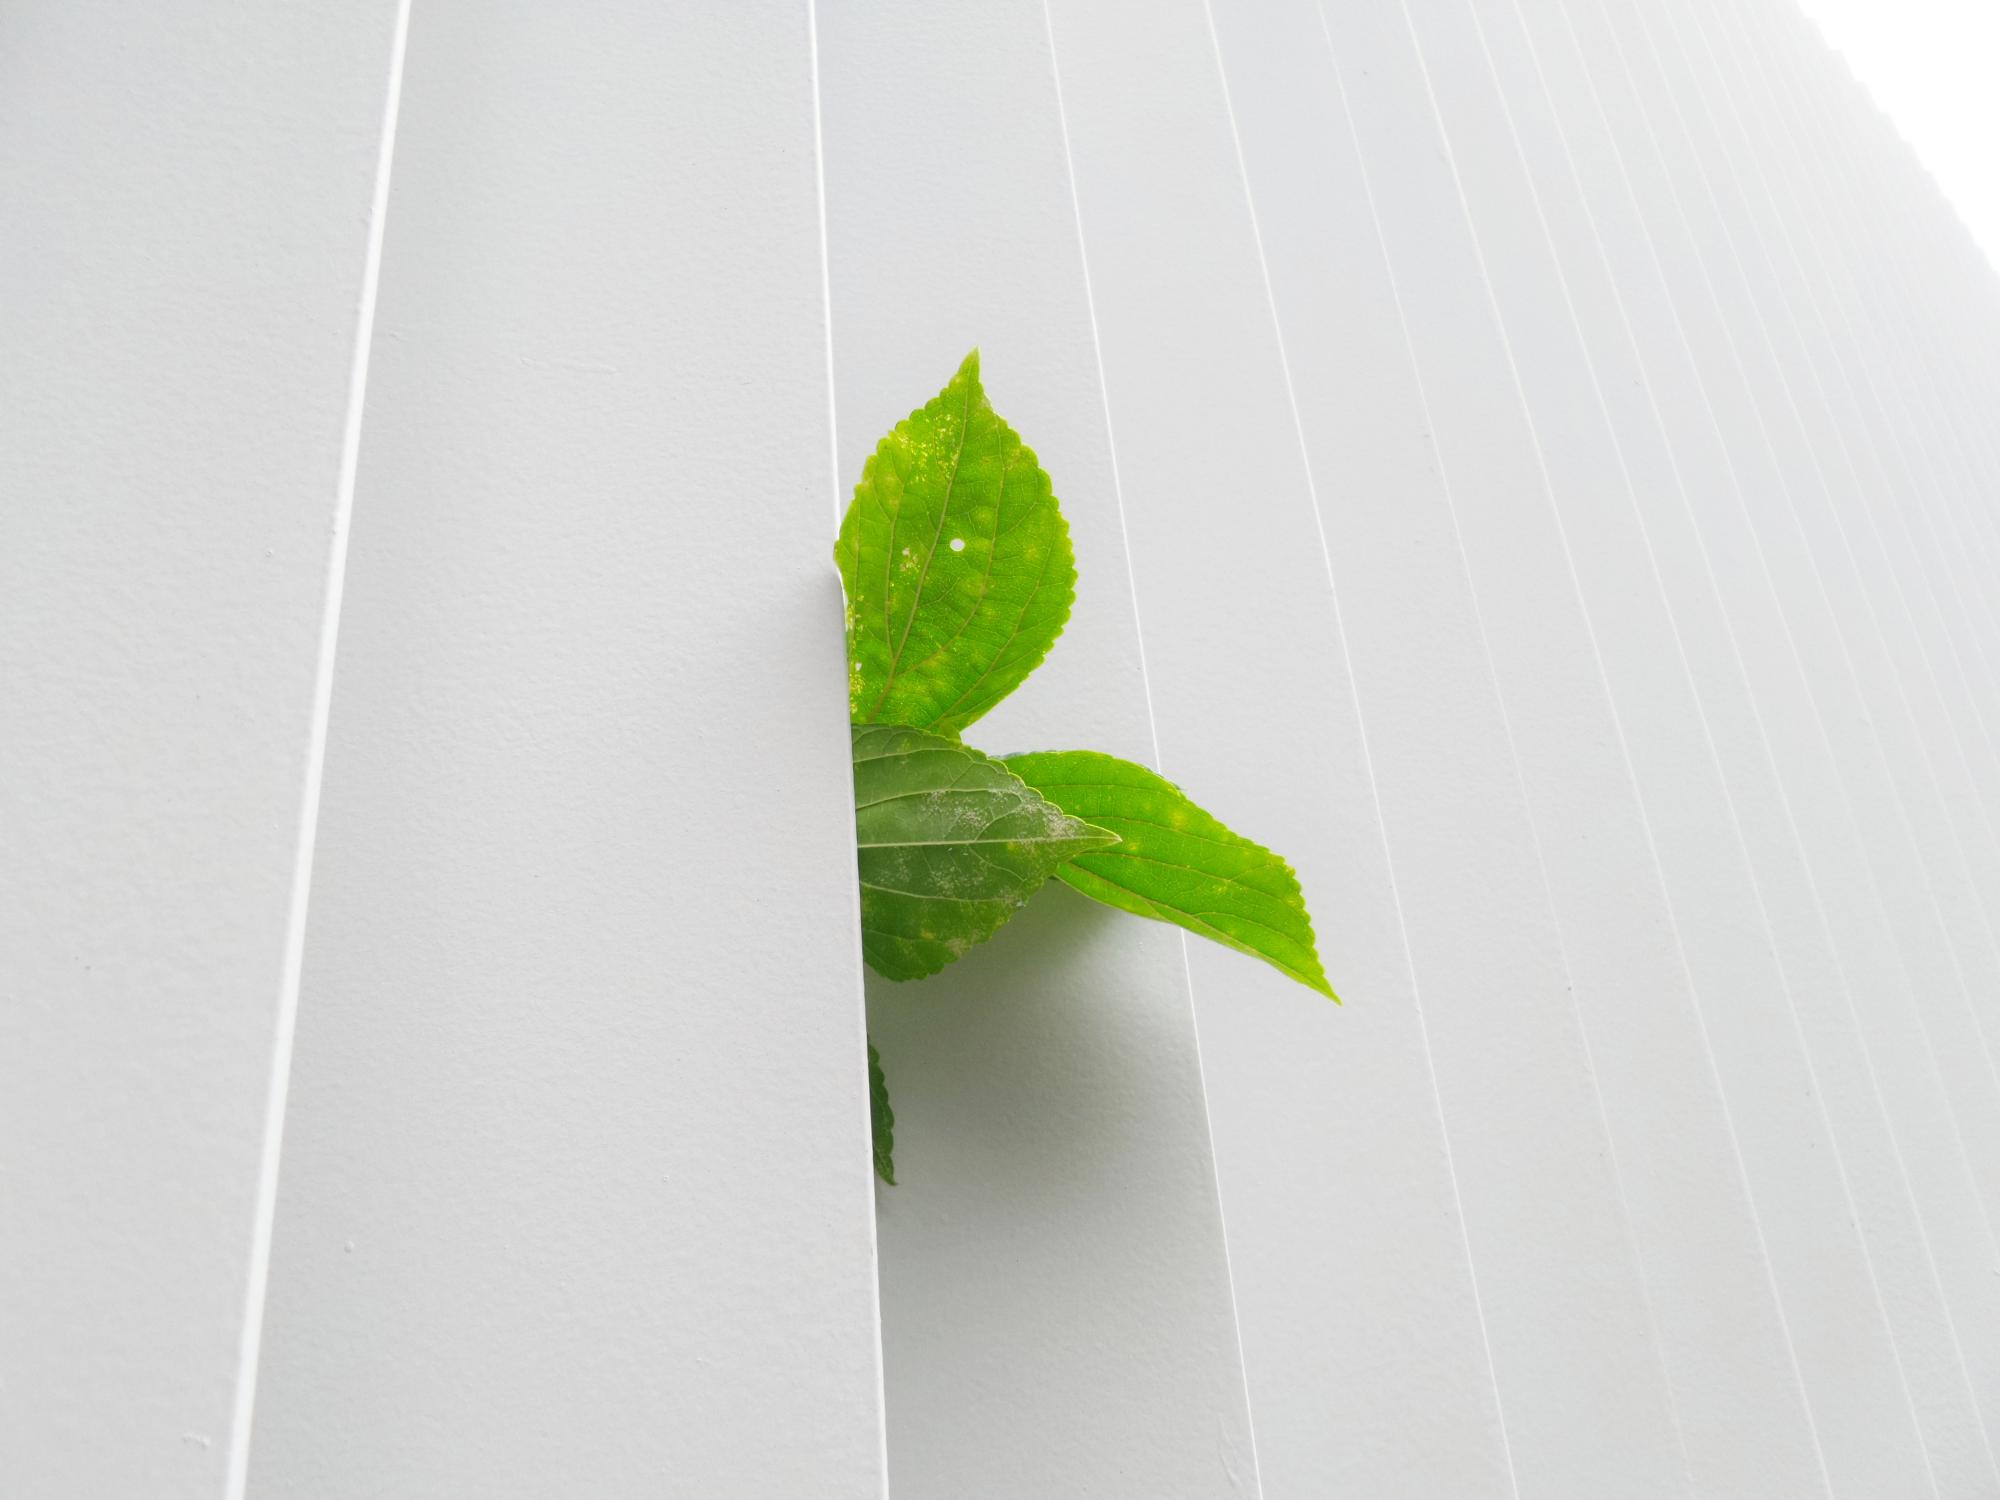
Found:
955,347 -> 982,386
1292,923 -> 1338,1003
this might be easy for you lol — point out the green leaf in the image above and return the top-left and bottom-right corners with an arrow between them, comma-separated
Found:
868,1041 -> 896,1185
853,723 -> 1116,981
835,350 -> 1077,733
1005,750 -> 1336,1000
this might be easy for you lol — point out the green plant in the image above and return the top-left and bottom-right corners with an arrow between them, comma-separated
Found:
842,352 -> 1335,1183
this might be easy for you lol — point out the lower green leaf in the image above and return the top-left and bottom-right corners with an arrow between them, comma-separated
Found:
1005,749 -> 1336,1000
852,723 -> 1117,981
868,1041 -> 896,1185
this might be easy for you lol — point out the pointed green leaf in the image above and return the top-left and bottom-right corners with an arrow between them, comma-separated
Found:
868,1041 -> 896,1185
853,723 -> 1116,981
1005,750 -> 1336,1000
836,351 -> 1077,733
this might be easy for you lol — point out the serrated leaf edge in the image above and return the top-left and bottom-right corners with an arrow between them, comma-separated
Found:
835,350 -> 1077,734
868,1041 -> 896,1186
1007,752 -> 1338,1002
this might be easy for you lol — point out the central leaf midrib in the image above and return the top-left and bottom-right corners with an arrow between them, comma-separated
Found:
858,833 -> 1090,849
859,879 -> 1006,905
869,375 -> 978,719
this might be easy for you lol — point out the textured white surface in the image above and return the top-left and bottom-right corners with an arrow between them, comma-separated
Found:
14,1 -> 2000,1495
1759,0 -> 2000,1428
1049,0 -> 1517,1493
1643,0 -> 2000,1245
1369,0 -> 1859,1489
816,4 -> 1261,1494
1282,0 -> 1693,1491
0,6 -> 403,1495
1555,0 -> 1998,1483
1691,0 -> 2000,1460
244,4 -> 887,1495
1499,0 -> 1979,1487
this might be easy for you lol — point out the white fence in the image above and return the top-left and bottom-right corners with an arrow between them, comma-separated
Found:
8,0 -> 2000,1495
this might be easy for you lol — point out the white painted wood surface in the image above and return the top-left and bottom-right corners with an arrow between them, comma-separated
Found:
1401,0 -> 1877,1488
816,4 -> 1260,1494
1497,0 -> 1983,1488
13,0 -> 2000,1494
0,6 -> 404,1495
1046,2 -> 1516,1493
1549,1 -> 1997,1486
242,4 -> 887,1496
1644,0 -> 2000,1232
1691,0 -> 2000,1460
1298,1 -> 1699,1491
1628,2 -> 2000,1274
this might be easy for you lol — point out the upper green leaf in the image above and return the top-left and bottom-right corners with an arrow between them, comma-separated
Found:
853,724 -> 1116,981
836,351 -> 1076,733
1005,750 -> 1336,999
868,1041 -> 896,1185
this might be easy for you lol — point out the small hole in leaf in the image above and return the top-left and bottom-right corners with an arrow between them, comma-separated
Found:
949,537 -> 966,552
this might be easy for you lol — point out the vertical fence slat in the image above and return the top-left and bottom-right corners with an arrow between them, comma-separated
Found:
1397,0 -> 1937,1487
1561,0 -> 2000,1476
1749,8 -> 2000,1433
1038,0 -> 1519,1492
1115,0 -> 1697,1490
814,4 -> 1262,1494
1678,15 -> 2000,1461
1627,0 -> 2000,1232
1498,0 -> 1991,1483
0,7 -> 403,1495
1597,0 -> 2000,1228
243,5 -> 888,1495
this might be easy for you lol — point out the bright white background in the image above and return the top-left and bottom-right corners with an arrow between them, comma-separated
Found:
1797,0 -> 2000,268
